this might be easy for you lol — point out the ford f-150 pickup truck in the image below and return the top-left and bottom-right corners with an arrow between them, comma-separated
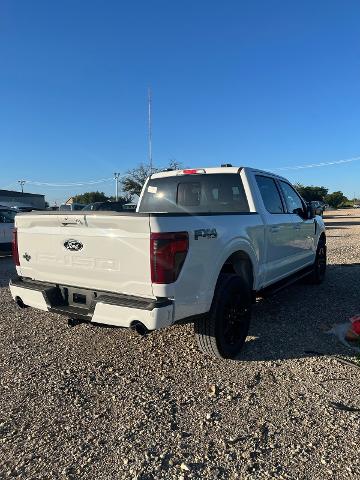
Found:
9,166 -> 326,359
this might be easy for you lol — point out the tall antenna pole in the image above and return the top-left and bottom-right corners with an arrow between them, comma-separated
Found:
148,87 -> 152,172
113,172 -> 120,201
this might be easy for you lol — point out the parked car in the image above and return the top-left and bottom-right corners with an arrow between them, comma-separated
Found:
0,207 -> 16,254
59,203 -> 84,211
81,201 -> 126,212
310,201 -> 325,216
122,203 -> 137,211
15,206 -> 44,212
0,203 -> 43,212
9,166 -> 326,359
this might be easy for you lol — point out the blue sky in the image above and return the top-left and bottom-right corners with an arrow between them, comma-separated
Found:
1,0 -> 360,204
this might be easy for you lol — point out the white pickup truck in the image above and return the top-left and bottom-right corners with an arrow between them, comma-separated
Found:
10,166 -> 326,359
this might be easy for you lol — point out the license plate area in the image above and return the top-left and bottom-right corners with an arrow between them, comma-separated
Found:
73,293 -> 86,305
60,286 -> 97,309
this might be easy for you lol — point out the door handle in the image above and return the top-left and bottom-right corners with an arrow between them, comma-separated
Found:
270,226 -> 280,233
294,224 -> 301,230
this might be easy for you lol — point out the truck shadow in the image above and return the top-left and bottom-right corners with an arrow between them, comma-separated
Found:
324,221 -> 360,227
244,264 -> 360,361
0,256 -> 16,288
324,214 -> 360,228
1,255 -> 359,362
324,214 -> 360,220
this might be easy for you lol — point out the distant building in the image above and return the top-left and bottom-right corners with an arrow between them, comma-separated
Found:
0,189 -> 45,210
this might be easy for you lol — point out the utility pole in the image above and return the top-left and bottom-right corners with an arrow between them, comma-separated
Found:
113,172 -> 120,201
18,180 -> 26,193
148,87 -> 152,173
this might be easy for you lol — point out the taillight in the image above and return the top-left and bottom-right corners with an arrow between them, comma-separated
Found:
12,228 -> 20,266
182,169 -> 205,174
150,232 -> 189,284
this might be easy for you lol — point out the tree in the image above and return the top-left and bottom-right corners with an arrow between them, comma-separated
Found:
72,191 -> 109,204
108,194 -> 133,204
121,163 -> 156,197
294,184 -> 328,202
72,191 -> 132,206
325,191 -> 348,208
168,159 -> 183,170
121,160 -> 183,197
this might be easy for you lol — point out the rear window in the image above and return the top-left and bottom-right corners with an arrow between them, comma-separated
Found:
138,174 -> 249,213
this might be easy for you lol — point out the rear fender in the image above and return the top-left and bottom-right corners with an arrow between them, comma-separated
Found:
206,240 -> 258,311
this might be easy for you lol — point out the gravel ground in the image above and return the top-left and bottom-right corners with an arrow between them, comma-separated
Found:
1,211 -> 360,480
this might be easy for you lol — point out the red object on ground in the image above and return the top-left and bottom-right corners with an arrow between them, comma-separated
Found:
348,316 -> 360,339
352,320 -> 360,336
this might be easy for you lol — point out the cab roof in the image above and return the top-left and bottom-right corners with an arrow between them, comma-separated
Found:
150,166 -> 289,183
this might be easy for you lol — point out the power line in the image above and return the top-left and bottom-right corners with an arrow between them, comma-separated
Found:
3,154 -> 360,192
1,176 -> 127,190
0,183 -> 17,190
25,178 -> 114,187
275,155 -> 360,171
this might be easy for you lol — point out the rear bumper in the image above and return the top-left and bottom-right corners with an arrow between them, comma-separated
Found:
9,277 -> 174,330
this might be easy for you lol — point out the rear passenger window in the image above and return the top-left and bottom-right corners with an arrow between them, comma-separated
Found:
279,181 -> 304,214
256,176 -> 284,214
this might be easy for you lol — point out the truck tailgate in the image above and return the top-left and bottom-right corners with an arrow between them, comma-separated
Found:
15,212 -> 154,298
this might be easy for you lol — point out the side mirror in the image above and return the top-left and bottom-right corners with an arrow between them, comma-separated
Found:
293,207 -> 305,218
314,207 -> 323,217
306,203 -> 316,219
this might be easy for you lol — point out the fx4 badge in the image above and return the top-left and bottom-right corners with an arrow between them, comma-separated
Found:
194,228 -> 217,240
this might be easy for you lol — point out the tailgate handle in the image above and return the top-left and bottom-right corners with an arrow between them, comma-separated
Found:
61,218 -> 84,226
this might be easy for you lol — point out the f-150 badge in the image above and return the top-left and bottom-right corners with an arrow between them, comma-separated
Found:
194,228 -> 217,240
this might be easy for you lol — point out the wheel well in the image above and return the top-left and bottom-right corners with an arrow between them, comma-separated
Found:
219,251 -> 254,288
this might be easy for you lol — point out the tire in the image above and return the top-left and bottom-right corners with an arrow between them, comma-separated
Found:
308,237 -> 327,284
194,274 -> 252,359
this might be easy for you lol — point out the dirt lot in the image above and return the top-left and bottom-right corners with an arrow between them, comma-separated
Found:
0,210 -> 359,479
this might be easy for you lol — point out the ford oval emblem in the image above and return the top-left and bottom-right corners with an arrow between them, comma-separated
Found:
64,239 -> 83,251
